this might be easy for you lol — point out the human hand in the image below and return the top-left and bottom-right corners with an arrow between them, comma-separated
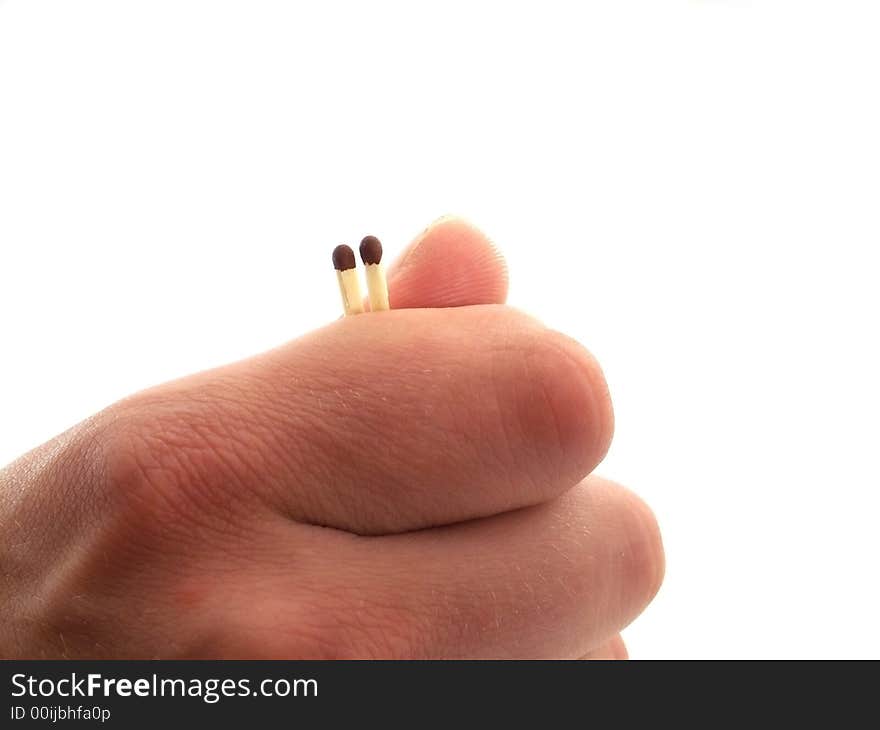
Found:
0,218 -> 663,659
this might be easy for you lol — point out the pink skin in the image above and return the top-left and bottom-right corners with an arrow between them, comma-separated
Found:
0,218 -> 663,659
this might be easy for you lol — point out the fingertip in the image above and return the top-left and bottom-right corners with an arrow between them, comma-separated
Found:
521,329 -> 615,485
608,634 -> 630,659
388,216 -> 509,308
627,489 -> 666,607
593,477 -> 666,614
579,634 -> 629,660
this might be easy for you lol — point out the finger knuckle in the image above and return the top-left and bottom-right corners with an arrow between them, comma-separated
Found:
95,397 -> 251,528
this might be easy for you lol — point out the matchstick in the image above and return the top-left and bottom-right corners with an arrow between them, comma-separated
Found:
359,235 -> 390,312
332,244 -> 365,316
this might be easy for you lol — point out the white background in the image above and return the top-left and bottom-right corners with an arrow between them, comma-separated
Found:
1,1 -> 878,658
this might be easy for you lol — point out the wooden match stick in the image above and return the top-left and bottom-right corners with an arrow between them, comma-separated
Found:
332,244 -> 365,316
359,235 -> 390,311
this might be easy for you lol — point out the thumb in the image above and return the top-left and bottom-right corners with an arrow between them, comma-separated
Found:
381,217 -> 509,309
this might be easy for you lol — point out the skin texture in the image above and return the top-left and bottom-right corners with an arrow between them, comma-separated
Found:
0,218 -> 664,659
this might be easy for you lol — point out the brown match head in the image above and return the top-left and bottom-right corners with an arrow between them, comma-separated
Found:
359,235 -> 383,266
332,244 -> 356,271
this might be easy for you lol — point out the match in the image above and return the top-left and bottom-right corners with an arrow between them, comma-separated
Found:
332,244 -> 365,316
359,235 -> 390,311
